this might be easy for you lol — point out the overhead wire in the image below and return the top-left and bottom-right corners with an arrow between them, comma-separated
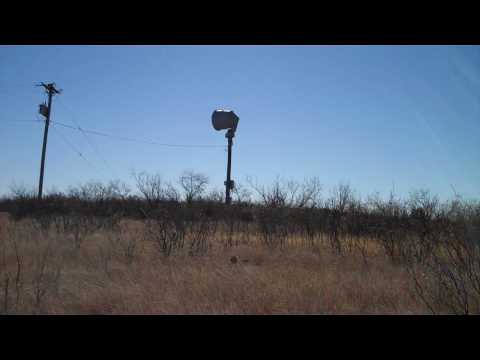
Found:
51,125 -> 100,172
56,97 -> 119,177
2,119 -> 107,175
48,120 -> 226,149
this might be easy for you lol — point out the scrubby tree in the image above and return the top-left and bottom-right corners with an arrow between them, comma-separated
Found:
9,183 -> 35,200
247,176 -> 322,208
132,171 -> 165,206
232,181 -> 252,204
178,170 -> 209,204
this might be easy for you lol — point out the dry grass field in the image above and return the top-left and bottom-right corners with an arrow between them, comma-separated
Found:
0,215 -> 428,314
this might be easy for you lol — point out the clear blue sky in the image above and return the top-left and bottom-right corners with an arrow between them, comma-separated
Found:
1,45 -> 479,201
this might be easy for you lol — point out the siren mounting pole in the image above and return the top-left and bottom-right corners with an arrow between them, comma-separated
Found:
225,129 -> 234,205
36,82 -> 61,199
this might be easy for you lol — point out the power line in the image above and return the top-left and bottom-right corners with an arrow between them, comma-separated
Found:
53,126 -> 119,180
49,119 -> 225,149
56,97 -> 119,177
51,125 -> 99,172
3,119 -> 227,150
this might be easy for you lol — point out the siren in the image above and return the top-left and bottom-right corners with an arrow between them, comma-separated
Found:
212,110 -> 239,133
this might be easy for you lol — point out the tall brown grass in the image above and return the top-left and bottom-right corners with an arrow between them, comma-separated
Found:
0,216 -> 427,314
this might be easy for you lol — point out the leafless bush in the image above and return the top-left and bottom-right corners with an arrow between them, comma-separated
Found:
0,226 -> 10,314
53,214 -> 110,250
68,180 -> 131,202
118,235 -> 139,265
206,188 -> 224,203
2,221 -> 65,314
325,184 -> 355,255
145,209 -> 186,257
247,176 -> 322,208
405,198 -> 480,314
187,212 -> 217,255
133,171 -> 167,206
164,183 -> 181,202
247,177 -> 323,249
178,170 -> 209,204
247,176 -> 288,208
405,189 -> 440,263
0,222 -> 25,314
32,237 -> 63,313
367,191 -> 409,263
302,210 -> 319,247
232,182 -> 252,204
97,240 -> 114,277
9,183 -> 36,200
257,208 -> 289,249
223,212 -> 236,248
293,177 -> 323,208
107,223 -> 143,265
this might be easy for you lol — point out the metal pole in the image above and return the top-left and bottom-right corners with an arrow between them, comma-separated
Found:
225,129 -> 233,205
38,86 -> 54,199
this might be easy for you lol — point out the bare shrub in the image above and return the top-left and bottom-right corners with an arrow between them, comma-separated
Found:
107,222 -> 143,265
257,208 -> 289,249
3,220 -> 65,314
178,170 -> 209,204
205,188 -> 224,203
118,234 -> 139,265
145,208 -> 186,257
97,240 -> 114,277
132,171 -> 166,206
247,177 -> 323,249
367,191 -> 408,263
247,176 -> 287,208
0,225 -> 10,314
68,180 -> 131,202
325,184 -> 355,255
31,237 -> 63,313
406,199 -> 480,314
55,214 -> 109,250
164,183 -> 181,202
0,221 -> 24,314
405,189 -> 440,263
232,182 -> 252,204
9,183 -> 36,200
292,177 -> 322,208
187,212 -> 216,255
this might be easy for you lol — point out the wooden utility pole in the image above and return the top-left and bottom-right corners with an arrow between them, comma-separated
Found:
37,82 -> 61,199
